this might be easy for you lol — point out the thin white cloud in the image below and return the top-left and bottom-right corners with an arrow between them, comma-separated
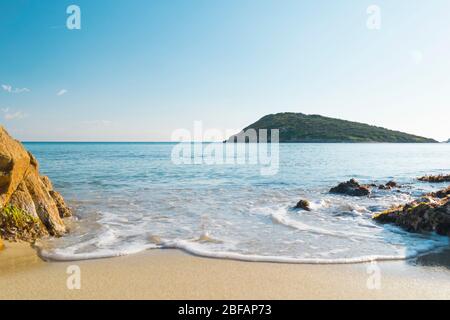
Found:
57,89 -> 68,96
2,84 -> 12,92
1,84 -> 31,94
15,88 -> 31,93
1,108 -> 28,120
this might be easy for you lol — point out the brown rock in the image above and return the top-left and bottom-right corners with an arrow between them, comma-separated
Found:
373,187 -> 450,237
428,186 -> 450,199
0,238 -> 4,251
40,175 -> 53,191
418,174 -> 450,183
330,179 -> 371,196
50,190 -> 72,218
9,181 -> 39,218
23,169 -> 66,236
378,180 -> 399,190
295,199 -> 311,211
0,126 -> 72,241
386,181 -> 398,188
0,128 -> 30,207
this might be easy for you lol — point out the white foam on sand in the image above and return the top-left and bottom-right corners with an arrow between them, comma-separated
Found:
159,239 -> 448,265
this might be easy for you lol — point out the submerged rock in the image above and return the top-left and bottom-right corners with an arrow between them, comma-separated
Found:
418,174 -> 450,183
295,199 -> 311,211
373,187 -> 450,237
386,180 -> 398,188
329,179 -> 371,197
0,126 -> 72,242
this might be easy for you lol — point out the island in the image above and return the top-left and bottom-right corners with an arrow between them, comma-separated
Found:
226,112 -> 437,143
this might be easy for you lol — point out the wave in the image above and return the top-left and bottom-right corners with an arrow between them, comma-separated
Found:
154,238 -> 449,265
35,194 -> 449,264
38,240 -> 448,265
37,243 -> 160,261
270,208 -> 374,239
37,229 -> 449,264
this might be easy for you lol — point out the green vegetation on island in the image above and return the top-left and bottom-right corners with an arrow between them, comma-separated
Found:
227,112 -> 437,143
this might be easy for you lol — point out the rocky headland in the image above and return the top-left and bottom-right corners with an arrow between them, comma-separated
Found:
0,126 -> 72,244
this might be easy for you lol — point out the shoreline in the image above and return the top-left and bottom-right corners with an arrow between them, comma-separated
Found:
1,241 -> 450,300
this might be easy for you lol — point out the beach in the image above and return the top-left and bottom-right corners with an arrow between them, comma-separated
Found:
1,241 -> 449,300
2,0 -> 450,303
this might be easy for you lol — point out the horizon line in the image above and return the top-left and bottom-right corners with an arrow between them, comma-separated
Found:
21,140 -> 448,144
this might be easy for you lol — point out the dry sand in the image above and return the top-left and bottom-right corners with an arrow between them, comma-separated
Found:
1,241 -> 449,300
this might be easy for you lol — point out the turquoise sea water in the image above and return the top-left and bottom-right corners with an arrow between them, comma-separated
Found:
24,142 -> 450,263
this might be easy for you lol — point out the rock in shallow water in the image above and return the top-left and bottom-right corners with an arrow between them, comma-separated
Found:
378,180 -> 399,190
0,126 -> 72,242
418,174 -> 450,183
373,187 -> 450,237
386,180 -> 398,188
295,199 -> 311,211
329,179 -> 371,197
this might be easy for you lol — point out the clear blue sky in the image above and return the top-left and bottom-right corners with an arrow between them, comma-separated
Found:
1,0 -> 449,141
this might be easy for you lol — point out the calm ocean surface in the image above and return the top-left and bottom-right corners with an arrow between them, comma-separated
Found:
24,142 -> 450,263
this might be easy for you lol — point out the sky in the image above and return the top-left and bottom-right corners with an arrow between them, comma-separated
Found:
1,0 -> 449,141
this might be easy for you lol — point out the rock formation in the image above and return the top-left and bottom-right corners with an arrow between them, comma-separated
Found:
0,126 -> 72,242
373,186 -> 450,236
378,180 -> 399,190
418,174 -> 450,183
428,186 -> 450,199
329,179 -> 371,196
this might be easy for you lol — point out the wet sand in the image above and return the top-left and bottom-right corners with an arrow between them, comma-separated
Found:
1,241 -> 449,300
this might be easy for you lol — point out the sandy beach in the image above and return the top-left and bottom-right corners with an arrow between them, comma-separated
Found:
1,241 -> 449,300
2,0 -> 450,304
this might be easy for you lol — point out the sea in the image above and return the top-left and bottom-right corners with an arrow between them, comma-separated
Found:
24,142 -> 450,263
